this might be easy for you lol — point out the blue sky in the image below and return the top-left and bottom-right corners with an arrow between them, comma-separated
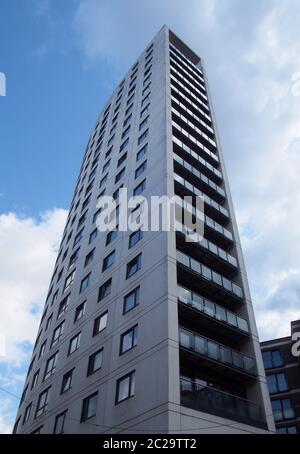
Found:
1,0 -> 300,433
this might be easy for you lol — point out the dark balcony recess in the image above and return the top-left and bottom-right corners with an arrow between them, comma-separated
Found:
180,378 -> 267,429
179,327 -> 257,379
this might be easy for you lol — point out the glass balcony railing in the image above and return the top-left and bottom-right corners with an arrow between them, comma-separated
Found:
176,249 -> 243,299
172,120 -> 218,164
180,378 -> 265,428
172,107 -> 216,149
174,172 -> 229,219
179,327 -> 256,375
177,285 -> 248,332
171,76 -> 210,119
175,222 -> 237,268
170,43 -> 204,81
171,84 -> 211,124
170,60 -> 208,102
172,95 -> 214,135
173,152 -> 225,198
176,196 -> 233,242
173,136 -> 221,179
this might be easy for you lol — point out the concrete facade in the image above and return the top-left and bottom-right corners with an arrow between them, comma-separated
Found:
14,26 -> 275,434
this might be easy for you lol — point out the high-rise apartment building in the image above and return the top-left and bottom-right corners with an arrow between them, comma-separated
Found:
261,320 -> 300,434
13,26 -> 275,434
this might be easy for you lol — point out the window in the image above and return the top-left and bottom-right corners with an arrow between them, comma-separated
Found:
122,125 -> 131,139
100,173 -> 108,188
272,399 -> 295,421
115,167 -> 125,183
129,229 -> 143,248
125,103 -> 133,116
73,229 -> 84,247
93,312 -> 108,336
135,160 -> 147,179
57,294 -> 70,318
276,426 -> 297,434
53,410 -> 67,434
113,186 -> 123,201
39,341 -> 46,358
120,325 -> 138,354
98,278 -> 112,301
139,115 -> 149,131
68,332 -> 81,355
142,83 -> 151,96
102,250 -> 115,271
126,254 -> 142,278
102,159 -> 110,173
123,114 -> 132,127
107,133 -> 115,147
80,273 -> 91,292
87,348 -> 103,375
267,373 -> 289,394
85,249 -> 95,267
133,179 -> 146,196
127,93 -> 134,105
44,351 -> 58,380
118,152 -> 127,167
31,370 -> 39,390
141,93 -> 150,107
105,146 -> 113,159
51,321 -> 64,347
120,137 -> 129,153
64,270 -> 75,292
81,392 -> 98,422
140,103 -> 150,117
61,369 -> 74,394
74,301 -> 86,322
123,287 -> 140,314
262,350 -> 284,369
116,371 -> 135,404
89,228 -> 98,244
106,229 -> 118,246
23,403 -> 32,424
136,144 -> 148,161
77,210 -> 87,229
93,207 -> 103,223
36,387 -> 50,418
46,314 -> 53,330
138,129 -> 148,145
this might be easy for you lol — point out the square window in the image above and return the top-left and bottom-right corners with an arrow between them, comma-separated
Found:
126,254 -> 141,278
80,273 -> 91,292
102,250 -> 115,271
81,392 -> 98,422
87,348 -> 103,375
68,332 -> 81,355
116,371 -> 135,404
93,311 -> 108,336
135,161 -> 147,179
123,287 -> 140,314
98,278 -> 112,301
61,369 -> 74,394
53,410 -> 67,434
133,179 -> 146,196
129,229 -> 143,248
120,325 -> 138,354
74,301 -> 86,322
36,387 -> 50,418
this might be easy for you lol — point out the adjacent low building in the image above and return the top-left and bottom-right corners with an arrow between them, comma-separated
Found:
261,320 -> 300,434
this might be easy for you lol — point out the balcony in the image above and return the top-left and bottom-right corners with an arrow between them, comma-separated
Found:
175,196 -> 233,247
177,285 -> 249,341
173,153 -> 225,202
175,227 -> 237,276
176,249 -> 243,306
179,327 -> 256,377
174,173 -> 228,224
180,378 -> 266,429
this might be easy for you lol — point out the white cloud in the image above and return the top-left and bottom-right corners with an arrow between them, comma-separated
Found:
0,209 -> 68,365
72,0 -> 300,340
